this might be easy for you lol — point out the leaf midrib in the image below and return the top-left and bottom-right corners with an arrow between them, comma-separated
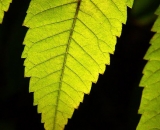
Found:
53,0 -> 81,128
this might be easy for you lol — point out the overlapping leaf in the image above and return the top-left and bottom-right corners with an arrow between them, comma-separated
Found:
0,0 -> 12,23
137,6 -> 160,130
22,0 -> 134,130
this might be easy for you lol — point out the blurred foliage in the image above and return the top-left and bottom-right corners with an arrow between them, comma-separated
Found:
131,0 -> 160,26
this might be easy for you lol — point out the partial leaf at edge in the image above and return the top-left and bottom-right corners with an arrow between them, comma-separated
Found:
0,0 -> 12,23
22,0 -> 134,130
137,6 -> 160,130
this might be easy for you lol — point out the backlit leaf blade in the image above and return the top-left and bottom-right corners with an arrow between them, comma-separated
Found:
22,0 -> 134,130
0,0 -> 12,23
126,0 -> 134,8
137,6 -> 160,130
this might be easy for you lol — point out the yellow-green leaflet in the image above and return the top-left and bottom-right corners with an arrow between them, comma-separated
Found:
137,6 -> 160,130
22,0 -> 134,130
0,0 -> 12,23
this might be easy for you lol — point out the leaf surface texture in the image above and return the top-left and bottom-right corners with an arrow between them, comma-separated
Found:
0,0 -> 12,23
137,6 -> 160,130
22,0 -> 134,130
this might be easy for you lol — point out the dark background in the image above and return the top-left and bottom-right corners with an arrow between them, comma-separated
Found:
0,0 -> 160,130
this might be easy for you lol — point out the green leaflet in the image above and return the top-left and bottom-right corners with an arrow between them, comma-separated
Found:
137,6 -> 160,130
0,0 -> 12,23
22,0 -> 134,130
